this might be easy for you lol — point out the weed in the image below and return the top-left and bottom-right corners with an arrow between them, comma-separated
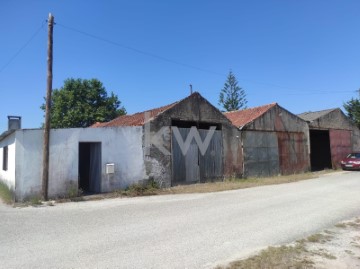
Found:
67,185 -> 82,198
0,181 -> 13,204
306,233 -> 333,243
219,243 -> 313,269
335,223 -> 347,228
28,195 -> 42,206
311,249 -> 336,260
121,179 -> 160,197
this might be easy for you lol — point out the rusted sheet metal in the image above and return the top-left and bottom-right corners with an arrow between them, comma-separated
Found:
329,129 -> 352,169
243,131 -> 280,178
277,132 -> 309,175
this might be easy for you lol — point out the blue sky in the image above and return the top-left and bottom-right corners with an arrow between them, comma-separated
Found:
1,0 -> 360,131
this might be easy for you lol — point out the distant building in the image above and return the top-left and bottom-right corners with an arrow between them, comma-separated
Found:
298,108 -> 360,170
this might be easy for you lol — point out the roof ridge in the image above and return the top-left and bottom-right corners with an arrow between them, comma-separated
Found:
92,92 -> 203,127
298,108 -> 338,115
223,102 -> 277,114
224,103 -> 277,128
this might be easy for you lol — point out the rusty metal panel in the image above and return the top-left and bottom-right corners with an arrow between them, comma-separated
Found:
199,129 -> 223,182
277,132 -> 309,175
329,129 -> 352,169
243,131 -> 280,177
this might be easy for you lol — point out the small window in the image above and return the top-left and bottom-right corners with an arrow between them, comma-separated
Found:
3,146 -> 8,171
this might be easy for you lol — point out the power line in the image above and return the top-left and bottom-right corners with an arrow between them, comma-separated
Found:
56,22 -> 224,77
56,22 -> 357,96
0,21 -> 46,74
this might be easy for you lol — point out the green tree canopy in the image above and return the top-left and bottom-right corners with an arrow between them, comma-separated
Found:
41,78 -> 126,128
219,71 -> 247,112
344,91 -> 360,128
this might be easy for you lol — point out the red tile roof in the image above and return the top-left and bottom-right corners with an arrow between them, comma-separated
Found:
224,103 -> 277,128
91,102 -> 177,127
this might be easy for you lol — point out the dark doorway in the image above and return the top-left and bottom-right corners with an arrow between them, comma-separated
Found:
310,130 -> 332,171
79,142 -> 102,193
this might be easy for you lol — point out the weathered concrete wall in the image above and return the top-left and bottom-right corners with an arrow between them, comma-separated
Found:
0,132 -> 16,194
11,127 -> 145,201
144,93 -> 243,186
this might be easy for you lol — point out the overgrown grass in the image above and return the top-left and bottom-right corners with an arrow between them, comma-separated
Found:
117,179 -> 160,197
0,181 -> 13,204
217,243 -> 314,269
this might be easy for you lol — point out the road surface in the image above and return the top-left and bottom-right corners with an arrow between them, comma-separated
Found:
1,171 -> 360,268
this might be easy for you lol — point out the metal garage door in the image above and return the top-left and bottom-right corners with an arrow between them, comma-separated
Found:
242,131 -> 280,178
277,132 -> 309,175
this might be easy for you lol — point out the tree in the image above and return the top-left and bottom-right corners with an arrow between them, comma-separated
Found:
41,78 -> 126,128
344,90 -> 360,128
219,71 -> 247,111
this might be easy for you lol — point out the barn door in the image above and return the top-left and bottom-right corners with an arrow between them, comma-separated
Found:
329,129 -> 352,169
199,129 -> 223,182
172,128 -> 200,184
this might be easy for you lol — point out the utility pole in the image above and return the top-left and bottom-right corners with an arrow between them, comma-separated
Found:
42,13 -> 54,201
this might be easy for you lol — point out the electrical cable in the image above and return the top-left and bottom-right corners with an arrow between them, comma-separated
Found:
0,21 -> 46,74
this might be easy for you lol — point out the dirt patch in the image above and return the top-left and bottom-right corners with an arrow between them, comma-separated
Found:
217,217 -> 360,269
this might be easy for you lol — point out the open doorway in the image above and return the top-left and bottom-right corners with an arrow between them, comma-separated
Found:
309,130 -> 332,171
79,142 -> 102,193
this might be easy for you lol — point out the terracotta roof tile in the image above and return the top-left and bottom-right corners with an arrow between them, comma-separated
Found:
224,103 -> 277,128
92,102 -> 178,127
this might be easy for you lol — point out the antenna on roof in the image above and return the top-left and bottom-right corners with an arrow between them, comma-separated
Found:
190,84 -> 193,95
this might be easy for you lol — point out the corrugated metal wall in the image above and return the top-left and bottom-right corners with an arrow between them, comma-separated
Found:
277,132 -> 309,175
329,129 -> 352,169
243,131 -> 280,177
172,128 -> 223,184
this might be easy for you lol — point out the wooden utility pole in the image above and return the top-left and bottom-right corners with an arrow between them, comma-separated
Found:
42,13 -> 54,201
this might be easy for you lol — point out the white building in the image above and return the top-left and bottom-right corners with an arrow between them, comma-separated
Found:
0,127 -> 146,201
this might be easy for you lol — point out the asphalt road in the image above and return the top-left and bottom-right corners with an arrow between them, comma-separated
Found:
1,171 -> 360,269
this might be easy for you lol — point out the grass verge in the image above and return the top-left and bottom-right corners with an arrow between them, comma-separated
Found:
217,243 -> 314,269
217,217 -> 360,269
79,170 -> 336,202
157,170 -> 334,195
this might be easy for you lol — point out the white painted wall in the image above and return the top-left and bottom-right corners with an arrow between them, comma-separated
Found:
7,127 -> 145,201
0,132 -> 16,193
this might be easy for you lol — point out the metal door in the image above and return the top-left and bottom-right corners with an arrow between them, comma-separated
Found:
199,129 -> 223,182
172,128 -> 199,184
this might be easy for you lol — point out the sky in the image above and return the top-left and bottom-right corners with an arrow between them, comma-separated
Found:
1,0 -> 360,131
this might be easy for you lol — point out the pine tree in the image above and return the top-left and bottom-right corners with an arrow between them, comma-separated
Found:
344,90 -> 360,128
219,71 -> 247,111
